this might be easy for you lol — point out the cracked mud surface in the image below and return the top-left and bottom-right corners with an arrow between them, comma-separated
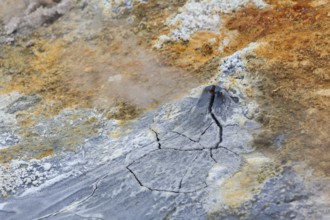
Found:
126,86 -> 242,193
0,83 -> 254,219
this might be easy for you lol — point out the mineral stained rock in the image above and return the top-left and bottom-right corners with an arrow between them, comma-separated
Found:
0,0 -> 329,219
4,0 -> 72,35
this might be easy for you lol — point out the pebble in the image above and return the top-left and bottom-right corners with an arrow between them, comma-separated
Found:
43,163 -> 52,171
32,180 -> 39,186
24,178 -> 32,185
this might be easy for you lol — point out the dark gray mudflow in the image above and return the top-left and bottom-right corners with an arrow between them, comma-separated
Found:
0,85 -> 244,220
126,85 -> 238,193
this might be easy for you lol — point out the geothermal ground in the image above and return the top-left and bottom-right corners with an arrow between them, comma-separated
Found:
0,0 -> 329,219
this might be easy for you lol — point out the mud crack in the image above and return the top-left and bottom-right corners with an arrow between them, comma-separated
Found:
210,149 -> 217,163
149,127 -> 161,149
126,166 -> 144,187
126,148 -> 212,194
208,85 -> 223,146
37,174 -> 109,220
219,146 -> 239,157
126,165 -> 180,193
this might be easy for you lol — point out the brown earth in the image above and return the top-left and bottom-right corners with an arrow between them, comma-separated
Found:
0,0 -> 211,119
0,0 -> 212,162
222,0 -> 330,176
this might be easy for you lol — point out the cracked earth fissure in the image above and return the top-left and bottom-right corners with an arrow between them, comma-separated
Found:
126,166 -> 144,187
126,166 -> 179,193
172,131 -> 200,144
208,86 -> 223,145
198,122 -> 213,141
210,149 -> 217,163
220,146 -> 239,157
127,162 -> 209,194
149,127 -> 161,149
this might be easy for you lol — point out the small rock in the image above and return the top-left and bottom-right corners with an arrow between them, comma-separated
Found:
201,43 -> 213,56
24,178 -> 32,185
35,171 -> 41,177
25,40 -> 35,47
5,95 -> 41,114
43,163 -> 52,171
32,180 -> 39,186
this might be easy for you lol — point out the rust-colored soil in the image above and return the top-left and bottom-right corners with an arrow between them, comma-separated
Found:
223,1 -> 330,176
0,0 -> 329,169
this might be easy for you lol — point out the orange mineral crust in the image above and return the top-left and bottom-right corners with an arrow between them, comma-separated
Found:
223,1 -> 330,176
